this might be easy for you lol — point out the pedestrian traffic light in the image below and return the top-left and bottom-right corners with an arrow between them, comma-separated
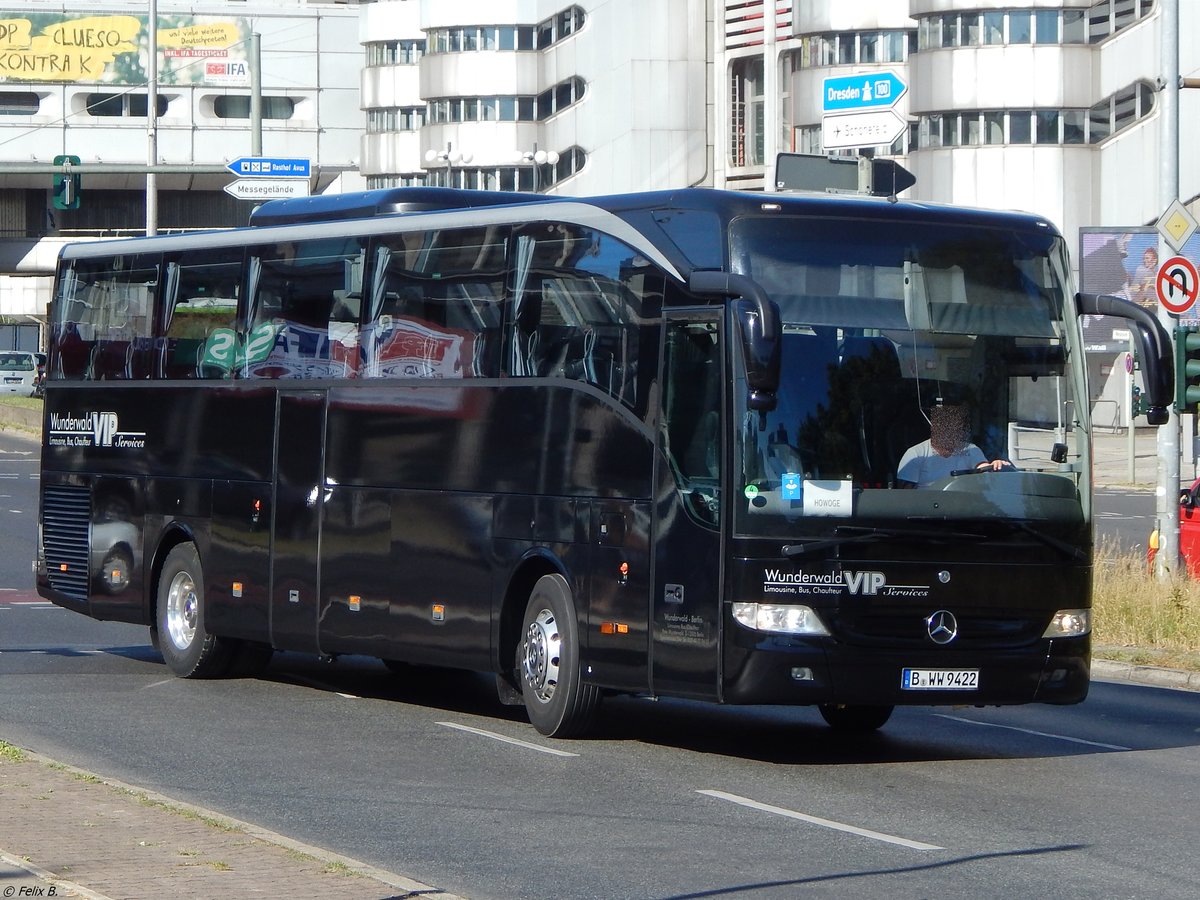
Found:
1174,324 -> 1200,413
52,154 -> 81,210
1131,384 -> 1146,418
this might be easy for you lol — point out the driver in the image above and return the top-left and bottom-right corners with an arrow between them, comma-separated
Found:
897,402 -> 1009,487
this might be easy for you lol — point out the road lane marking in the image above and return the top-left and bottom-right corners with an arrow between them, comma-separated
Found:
279,672 -> 362,699
933,714 -> 1132,751
697,790 -> 943,851
438,721 -> 579,757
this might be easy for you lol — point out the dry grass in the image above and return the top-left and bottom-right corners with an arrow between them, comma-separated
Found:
1093,538 -> 1200,671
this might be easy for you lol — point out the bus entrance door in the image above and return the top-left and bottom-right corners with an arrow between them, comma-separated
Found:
270,390 -> 327,654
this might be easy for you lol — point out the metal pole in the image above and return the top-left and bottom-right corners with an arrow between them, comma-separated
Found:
1156,0 -> 1180,578
1128,334 -> 1136,484
146,0 -> 158,236
251,33 -> 262,156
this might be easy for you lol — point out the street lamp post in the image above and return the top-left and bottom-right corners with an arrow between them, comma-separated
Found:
424,142 -> 472,187
514,144 -> 560,192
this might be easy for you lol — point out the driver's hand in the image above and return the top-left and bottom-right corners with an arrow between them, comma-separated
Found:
975,459 -> 1012,471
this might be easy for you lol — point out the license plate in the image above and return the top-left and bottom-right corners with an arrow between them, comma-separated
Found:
902,668 -> 979,690
3,377 -> 20,384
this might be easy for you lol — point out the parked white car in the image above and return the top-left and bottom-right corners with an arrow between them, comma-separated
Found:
0,351 -> 38,396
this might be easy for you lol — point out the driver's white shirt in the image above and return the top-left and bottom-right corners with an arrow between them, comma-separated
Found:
897,440 -> 986,487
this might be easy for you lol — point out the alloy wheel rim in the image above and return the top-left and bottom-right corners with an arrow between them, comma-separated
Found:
521,608 -> 561,704
165,570 -> 198,651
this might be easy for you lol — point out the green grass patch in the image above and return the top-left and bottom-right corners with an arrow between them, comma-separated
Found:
1093,539 -> 1200,671
0,741 -> 28,762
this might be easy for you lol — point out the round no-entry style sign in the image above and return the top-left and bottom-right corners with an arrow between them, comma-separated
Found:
1157,256 -> 1199,315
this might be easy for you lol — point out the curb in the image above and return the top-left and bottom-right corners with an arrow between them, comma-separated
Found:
1091,658 -> 1200,692
3,748 -> 466,900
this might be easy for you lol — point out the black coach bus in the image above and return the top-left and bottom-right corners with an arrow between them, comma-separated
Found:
35,187 -> 1172,736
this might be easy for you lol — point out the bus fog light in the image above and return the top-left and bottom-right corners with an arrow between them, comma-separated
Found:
1043,609 -> 1091,638
790,667 -> 814,681
733,602 -> 830,636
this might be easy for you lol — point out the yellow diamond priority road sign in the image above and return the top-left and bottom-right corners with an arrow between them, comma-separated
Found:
1156,199 -> 1198,252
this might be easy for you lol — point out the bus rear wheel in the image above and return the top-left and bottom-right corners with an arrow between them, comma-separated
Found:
156,542 -> 236,678
517,574 -> 600,738
818,703 -> 894,732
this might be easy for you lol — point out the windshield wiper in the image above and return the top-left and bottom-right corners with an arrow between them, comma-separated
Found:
781,525 -> 987,559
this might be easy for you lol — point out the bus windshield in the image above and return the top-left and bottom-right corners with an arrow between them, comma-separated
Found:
728,215 -> 1088,539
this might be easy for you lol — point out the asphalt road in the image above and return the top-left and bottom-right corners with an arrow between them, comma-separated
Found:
2,430 -> 1198,899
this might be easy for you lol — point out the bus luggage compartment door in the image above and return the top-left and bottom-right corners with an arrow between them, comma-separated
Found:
270,390 -> 326,653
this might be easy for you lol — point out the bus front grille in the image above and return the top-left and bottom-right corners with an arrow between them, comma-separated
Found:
42,486 -> 90,602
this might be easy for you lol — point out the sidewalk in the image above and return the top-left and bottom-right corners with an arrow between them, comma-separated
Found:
0,747 -> 462,900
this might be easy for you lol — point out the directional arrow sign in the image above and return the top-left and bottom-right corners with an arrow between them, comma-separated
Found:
823,71 -> 908,114
223,179 -> 312,201
821,109 -> 908,150
226,156 -> 311,178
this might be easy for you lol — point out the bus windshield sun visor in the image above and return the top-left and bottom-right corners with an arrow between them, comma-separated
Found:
688,270 -> 781,411
1077,292 -> 1173,424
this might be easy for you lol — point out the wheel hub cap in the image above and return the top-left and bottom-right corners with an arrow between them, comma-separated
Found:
521,608 -> 561,703
165,571 -> 198,651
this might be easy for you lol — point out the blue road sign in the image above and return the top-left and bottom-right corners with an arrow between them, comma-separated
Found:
823,71 -> 908,114
226,156 -> 311,178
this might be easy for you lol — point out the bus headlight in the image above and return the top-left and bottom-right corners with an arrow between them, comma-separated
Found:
733,602 -> 830,636
1043,609 -> 1091,638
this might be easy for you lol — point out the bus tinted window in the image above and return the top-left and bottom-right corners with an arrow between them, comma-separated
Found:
163,248 -> 243,379
508,224 -> 662,413
244,238 -> 368,379
365,227 -> 508,378
52,255 -> 158,380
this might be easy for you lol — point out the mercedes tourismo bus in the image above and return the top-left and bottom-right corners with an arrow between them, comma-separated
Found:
35,187 -> 1173,737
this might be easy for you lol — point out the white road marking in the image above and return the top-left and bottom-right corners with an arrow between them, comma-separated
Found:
281,673 -> 362,699
698,789 -> 943,851
438,721 -> 580,757
933,714 -> 1132,751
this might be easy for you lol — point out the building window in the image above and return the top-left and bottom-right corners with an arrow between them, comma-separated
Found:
368,174 -> 428,189
427,7 -> 585,55
795,29 -> 915,68
730,56 -> 764,168
425,147 -> 587,192
0,91 -> 39,115
914,84 -> 1154,149
366,106 -> 425,133
85,93 -> 169,118
213,96 -> 296,120
365,39 -> 425,66
918,5 -> 1148,49
428,80 -> 585,126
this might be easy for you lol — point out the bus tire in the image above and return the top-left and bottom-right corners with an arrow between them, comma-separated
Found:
517,574 -> 600,738
818,703 -> 894,732
156,542 -> 235,678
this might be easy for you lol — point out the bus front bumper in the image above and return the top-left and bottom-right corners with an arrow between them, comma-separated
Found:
721,637 -> 1090,707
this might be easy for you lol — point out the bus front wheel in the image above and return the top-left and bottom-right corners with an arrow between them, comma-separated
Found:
818,703 -> 894,732
517,574 -> 600,738
156,542 -> 235,678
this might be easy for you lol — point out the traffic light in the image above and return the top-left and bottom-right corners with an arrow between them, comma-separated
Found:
52,154 -> 81,210
1131,384 -> 1146,418
1174,324 -> 1200,414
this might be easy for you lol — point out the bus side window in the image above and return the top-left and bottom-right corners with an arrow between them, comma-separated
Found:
508,226 -> 660,416
244,239 -> 367,379
52,256 -> 158,381
164,252 -> 243,379
663,320 -> 721,526
366,228 -> 506,379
